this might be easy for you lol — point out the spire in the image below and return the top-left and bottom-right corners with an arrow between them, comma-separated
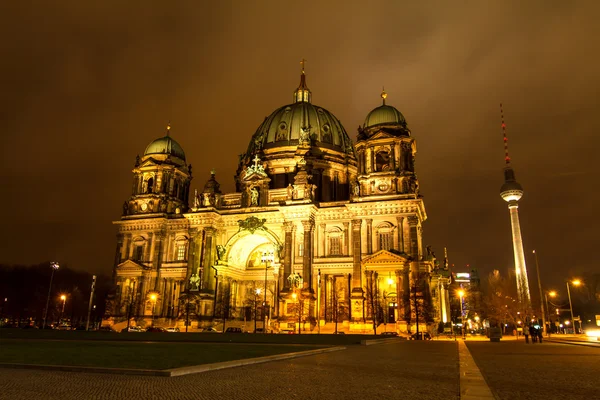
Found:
500,104 -> 521,188
381,86 -> 387,105
500,104 -> 510,166
294,58 -> 312,103
166,121 -> 171,137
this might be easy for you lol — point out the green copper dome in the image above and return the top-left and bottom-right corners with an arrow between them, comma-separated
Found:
244,70 -> 355,156
246,101 -> 354,155
364,104 -> 406,129
144,135 -> 186,161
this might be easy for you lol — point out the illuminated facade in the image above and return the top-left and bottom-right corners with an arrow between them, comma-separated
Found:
107,70 -> 451,333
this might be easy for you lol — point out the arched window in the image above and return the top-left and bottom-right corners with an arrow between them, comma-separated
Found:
327,227 -> 344,256
147,177 -> 154,193
376,222 -> 393,251
375,151 -> 391,172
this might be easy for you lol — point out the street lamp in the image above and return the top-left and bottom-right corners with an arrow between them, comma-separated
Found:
42,262 -> 60,329
261,250 -> 275,333
292,292 -> 301,334
59,295 -> 66,324
457,289 -> 465,339
532,250 -> 547,335
566,279 -> 581,334
544,290 -> 556,335
149,293 -> 158,323
254,288 -> 261,333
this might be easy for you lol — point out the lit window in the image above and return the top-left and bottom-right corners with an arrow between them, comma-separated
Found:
329,236 -> 342,256
177,244 -> 186,261
298,243 -> 304,257
379,232 -> 391,251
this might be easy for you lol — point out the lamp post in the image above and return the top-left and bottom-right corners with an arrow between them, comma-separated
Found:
261,250 -> 274,333
292,291 -> 302,334
544,290 -> 556,335
457,289 -> 465,339
126,280 -> 136,331
59,295 -> 66,324
566,280 -> 581,334
254,288 -> 261,333
532,250 -> 547,335
42,262 -> 60,329
150,293 -> 158,324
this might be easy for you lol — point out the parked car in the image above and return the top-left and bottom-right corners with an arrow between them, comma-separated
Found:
410,332 -> 432,340
146,327 -> 167,333
56,324 -> 72,331
166,327 -> 180,333
202,327 -> 219,333
225,327 -> 243,333
333,331 -> 345,335
121,326 -> 144,333
381,331 -> 399,336
279,329 -> 295,334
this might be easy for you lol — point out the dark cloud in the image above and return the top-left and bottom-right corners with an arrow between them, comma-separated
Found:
1,0 -> 598,292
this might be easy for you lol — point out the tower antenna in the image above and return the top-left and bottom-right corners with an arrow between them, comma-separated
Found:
500,103 -> 510,166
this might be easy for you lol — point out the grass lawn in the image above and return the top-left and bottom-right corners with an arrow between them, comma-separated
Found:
0,339 -> 323,370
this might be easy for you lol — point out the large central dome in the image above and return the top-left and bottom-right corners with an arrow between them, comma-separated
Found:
244,71 -> 355,157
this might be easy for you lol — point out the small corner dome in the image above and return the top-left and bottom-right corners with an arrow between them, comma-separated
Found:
144,136 -> 186,161
364,104 -> 407,129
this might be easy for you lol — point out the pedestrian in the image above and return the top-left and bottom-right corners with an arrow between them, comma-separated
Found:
537,328 -> 543,343
524,327 -> 529,343
529,325 -> 537,343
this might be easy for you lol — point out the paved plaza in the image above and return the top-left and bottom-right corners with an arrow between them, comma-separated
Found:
0,339 -> 598,400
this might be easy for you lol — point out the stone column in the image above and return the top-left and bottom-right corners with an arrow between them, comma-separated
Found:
366,219 -> 373,255
407,216 -> 419,259
327,275 -> 334,322
403,266 -> 411,322
395,270 -> 404,321
351,219 -> 363,291
283,221 -> 294,290
301,219 -> 315,291
350,219 -> 364,322
202,227 -> 217,293
153,232 -> 165,291
343,222 -> 349,255
318,223 -> 326,258
186,229 -> 201,285
396,217 -> 404,253
160,278 -> 168,317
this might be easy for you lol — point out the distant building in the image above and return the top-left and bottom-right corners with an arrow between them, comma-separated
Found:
105,68 -> 451,333
450,269 -> 482,322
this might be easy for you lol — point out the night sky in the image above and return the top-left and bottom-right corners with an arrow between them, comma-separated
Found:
2,1 -> 598,292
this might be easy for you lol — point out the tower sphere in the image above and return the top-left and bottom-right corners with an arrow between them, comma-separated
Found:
500,183 -> 523,202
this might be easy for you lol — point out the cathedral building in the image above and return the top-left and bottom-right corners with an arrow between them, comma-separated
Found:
108,68 -> 451,333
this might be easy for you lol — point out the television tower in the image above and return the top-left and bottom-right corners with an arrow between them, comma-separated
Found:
499,104 -> 531,307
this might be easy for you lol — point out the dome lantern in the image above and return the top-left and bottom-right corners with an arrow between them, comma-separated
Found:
293,59 -> 311,103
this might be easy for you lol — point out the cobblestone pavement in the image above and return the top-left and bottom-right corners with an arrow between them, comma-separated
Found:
467,341 -> 600,400
0,341 -> 459,400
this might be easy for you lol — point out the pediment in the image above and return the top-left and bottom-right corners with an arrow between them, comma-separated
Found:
116,259 -> 149,272
139,158 -> 159,168
242,171 -> 270,182
369,131 -> 396,140
362,250 -> 410,266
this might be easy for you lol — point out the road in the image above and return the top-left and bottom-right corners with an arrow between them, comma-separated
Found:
0,339 -> 597,400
